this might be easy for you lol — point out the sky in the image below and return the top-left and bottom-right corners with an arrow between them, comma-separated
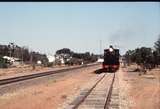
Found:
0,2 -> 160,55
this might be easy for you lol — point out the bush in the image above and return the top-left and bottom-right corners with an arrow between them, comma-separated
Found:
46,62 -> 53,67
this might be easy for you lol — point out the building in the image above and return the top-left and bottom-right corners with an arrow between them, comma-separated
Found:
3,56 -> 21,66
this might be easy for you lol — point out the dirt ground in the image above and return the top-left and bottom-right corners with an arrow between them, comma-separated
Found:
0,65 -> 100,109
121,65 -> 160,109
0,64 -> 159,109
0,64 -> 78,79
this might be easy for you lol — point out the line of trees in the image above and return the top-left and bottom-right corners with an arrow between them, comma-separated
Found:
0,42 -> 48,67
124,35 -> 160,70
55,48 -> 98,65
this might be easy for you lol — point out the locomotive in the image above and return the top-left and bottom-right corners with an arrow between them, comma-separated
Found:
102,45 -> 120,72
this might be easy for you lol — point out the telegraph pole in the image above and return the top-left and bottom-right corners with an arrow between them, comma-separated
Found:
21,48 -> 23,64
99,40 -> 102,58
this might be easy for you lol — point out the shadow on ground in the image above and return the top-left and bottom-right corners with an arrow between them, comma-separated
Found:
94,69 -> 115,74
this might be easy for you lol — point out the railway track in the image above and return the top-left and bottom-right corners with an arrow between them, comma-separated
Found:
0,63 -> 99,86
60,73 -> 115,109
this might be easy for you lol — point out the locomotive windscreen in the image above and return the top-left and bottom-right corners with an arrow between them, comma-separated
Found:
103,49 -> 119,65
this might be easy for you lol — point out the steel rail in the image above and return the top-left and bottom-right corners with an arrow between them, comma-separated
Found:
71,74 -> 106,109
68,73 -> 115,109
0,63 -> 99,86
104,73 -> 115,109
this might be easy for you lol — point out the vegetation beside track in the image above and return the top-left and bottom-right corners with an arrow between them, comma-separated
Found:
124,35 -> 160,73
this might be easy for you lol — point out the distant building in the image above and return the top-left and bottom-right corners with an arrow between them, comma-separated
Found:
97,58 -> 104,63
55,53 -> 72,65
47,55 -> 55,63
37,60 -> 42,65
3,56 -> 21,66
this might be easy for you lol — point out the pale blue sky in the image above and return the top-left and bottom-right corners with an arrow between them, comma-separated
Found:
0,2 -> 160,55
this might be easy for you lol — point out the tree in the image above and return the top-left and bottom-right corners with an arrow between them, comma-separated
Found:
56,48 -> 72,55
154,35 -> 160,65
55,48 -> 98,65
154,35 -> 160,53
125,50 -> 135,65
125,47 -> 153,65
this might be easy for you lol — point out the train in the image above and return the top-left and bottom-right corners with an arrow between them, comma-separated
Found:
102,45 -> 120,72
